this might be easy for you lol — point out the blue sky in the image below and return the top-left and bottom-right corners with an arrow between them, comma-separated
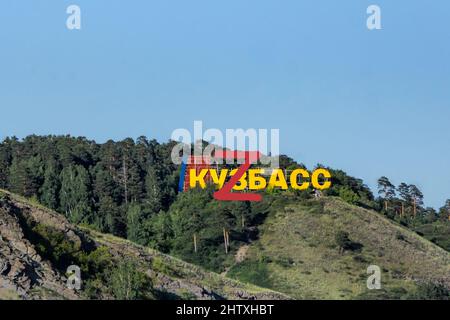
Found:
0,1 -> 449,208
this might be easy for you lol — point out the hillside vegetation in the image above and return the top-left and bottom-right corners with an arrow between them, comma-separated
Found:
227,197 -> 450,299
0,135 -> 449,300
0,189 -> 289,300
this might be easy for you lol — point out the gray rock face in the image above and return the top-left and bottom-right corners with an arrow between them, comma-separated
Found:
0,196 -> 79,300
0,191 -> 291,300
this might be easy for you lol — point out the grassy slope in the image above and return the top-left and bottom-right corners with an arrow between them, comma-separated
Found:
227,197 -> 450,299
0,189 -> 289,300
81,227 -> 290,299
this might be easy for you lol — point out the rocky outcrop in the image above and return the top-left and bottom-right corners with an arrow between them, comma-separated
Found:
0,196 -> 79,300
0,191 -> 291,300
90,229 -> 290,300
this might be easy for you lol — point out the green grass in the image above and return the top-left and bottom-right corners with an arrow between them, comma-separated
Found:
1,189 -> 290,300
227,197 -> 450,299
4,187 -> 448,300
80,226 -> 290,299
227,260 -> 273,288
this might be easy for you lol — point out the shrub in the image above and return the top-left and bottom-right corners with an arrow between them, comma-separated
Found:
396,232 -> 406,241
338,187 -> 360,205
335,231 -> 363,253
414,282 -> 450,300
109,259 -> 152,300
276,256 -> 295,268
227,260 -> 272,288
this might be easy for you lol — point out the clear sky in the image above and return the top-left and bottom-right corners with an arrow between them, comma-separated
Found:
0,1 -> 449,208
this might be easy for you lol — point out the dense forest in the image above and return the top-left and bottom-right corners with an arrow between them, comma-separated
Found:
0,135 -> 449,272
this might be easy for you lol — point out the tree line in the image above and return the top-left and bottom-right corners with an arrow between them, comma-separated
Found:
0,135 -> 179,238
377,176 -> 450,222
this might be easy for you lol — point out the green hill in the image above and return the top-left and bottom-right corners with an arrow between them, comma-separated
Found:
227,197 -> 450,299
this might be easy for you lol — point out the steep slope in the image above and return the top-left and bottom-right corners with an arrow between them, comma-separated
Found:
227,197 -> 450,299
0,190 -> 289,300
0,194 -> 79,300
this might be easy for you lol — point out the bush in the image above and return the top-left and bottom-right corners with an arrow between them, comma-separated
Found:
0,191 -> 8,203
227,260 -> 272,288
276,256 -> 295,268
109,259 -> 152,300
30,224 -> 81,270
338,187 -> 360,205
414,282 -> 450,300
335,231 -> 363,253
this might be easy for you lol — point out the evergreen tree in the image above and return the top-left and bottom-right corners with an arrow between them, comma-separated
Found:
26,155 -> 44,197
59,165 -> 92,224
8,156 -> 43,198
98,195 -> 123,235
8,158 -> 28,195
409,184 -> 424,217
0,144 -> 11,189
144,166 -> 163,213
439,199 -> 450,221
377,176 -> 396,211
398,183 -> 411,202
147,211 -> 173,253
398,182 -> 411,216
39,164 -> 60,210
126,203 -> 149,245
93,165 -> 122,204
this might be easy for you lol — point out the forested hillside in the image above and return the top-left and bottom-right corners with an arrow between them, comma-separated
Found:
0,135 -> 449,287
0,135 -> 179,238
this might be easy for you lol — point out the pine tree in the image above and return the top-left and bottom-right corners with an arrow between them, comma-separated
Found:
377,176 -> 396,211
25,156 -> 44,197
126,203 -> 149,245
93,165 -> 122,203
97,195 -> 122,235
144,166 -> 163,213
59,165 -> 92,224
8,158 -> 28,195
39,164 -> 60,210
398,183 -> 411,216
147,211 -> 173,253
439,199 -> 450,221
409,184 -> 424,217
0,144 -> 11,189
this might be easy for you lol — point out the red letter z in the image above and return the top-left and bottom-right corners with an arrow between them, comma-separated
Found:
213,150 -> 262,202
